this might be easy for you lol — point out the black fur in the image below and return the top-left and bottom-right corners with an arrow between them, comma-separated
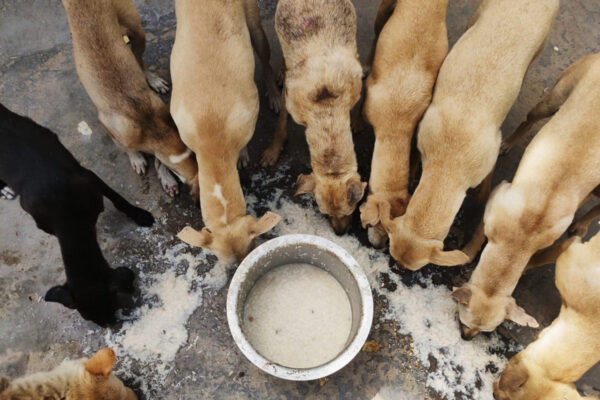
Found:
0,103 -> 154,326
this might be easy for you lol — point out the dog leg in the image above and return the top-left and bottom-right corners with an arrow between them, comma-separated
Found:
154,158 -> 179,197
114,0 -> 169,94
127,150 -> 147,175
568,202 -> 600,237
238,146 -> 250,169
525,236 -> 579,270
0,180 -> 16,200
261,93 -> 288,167
501,59 -> 588,155
363,0 -> 396,75
243,0 -> 280,113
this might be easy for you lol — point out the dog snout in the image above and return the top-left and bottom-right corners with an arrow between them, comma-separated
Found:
329,215 -> 351,235
460,323 -> 480,340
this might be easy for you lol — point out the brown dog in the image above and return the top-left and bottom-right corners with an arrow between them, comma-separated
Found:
171,0 -> 281,264
62,0 -> 198,197
494,233 -> 600,400
378,0 -> 559,271
0,348 -> 136,400
261,0 -> 367,234
453,53 -> 600,339
358,0 -> 449,248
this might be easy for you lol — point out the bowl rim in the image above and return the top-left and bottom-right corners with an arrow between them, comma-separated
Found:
226,233 -> 374,381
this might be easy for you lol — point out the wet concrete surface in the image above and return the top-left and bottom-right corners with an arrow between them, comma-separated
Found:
1,0 -> 600,399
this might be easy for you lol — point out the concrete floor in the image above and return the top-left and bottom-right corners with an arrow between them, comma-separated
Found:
1,0 -> 600,399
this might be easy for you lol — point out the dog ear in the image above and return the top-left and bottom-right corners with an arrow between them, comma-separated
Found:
295,174 -> 316,196
430,247 -> 471,266
178,226 -> 213,248
451,286 -> 472,306
45,285 -> 76,309
505,298 -> 539,328
249,212 -> 282,238
359,199 -> 380,228
347,180 -> 367,207
85,348 -> 115,378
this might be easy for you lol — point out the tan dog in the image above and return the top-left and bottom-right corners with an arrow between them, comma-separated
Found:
261,0 -> 366,234
358,0 -> 449,248
453,53 -> 600,339
494,233 -> 600,400
171,0 -> 281,264
0,348 -> 136,400
377,0 -> 559,270
62,0 -> 198,197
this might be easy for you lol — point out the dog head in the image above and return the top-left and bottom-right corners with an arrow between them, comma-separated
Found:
378,201 -> 469,270
177,212 -> 281,265
295,173 -> 366,234
79,348 -> 137,400
45,266 -> 136,326
494,353 -> 587,400
360,195 -> 409,248
452,284 -> 539,340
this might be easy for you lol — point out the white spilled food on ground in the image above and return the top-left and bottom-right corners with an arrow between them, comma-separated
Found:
242,263 -> 352,368
256,197 -> 522,400
77,120 -> 92,136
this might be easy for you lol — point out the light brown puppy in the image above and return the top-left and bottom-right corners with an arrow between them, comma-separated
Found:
378,0 -> 559,271
0,348 -> 136,400
261,0 -> 366,234
171,0 -> 281,264
358,0 -> 449,248
62,0 -> 198,197
494,233 -> 600,400
453,53 -> 600,339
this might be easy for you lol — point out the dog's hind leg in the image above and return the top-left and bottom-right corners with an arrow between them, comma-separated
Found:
0,180 -> 15,200
261,92 -> 288,167
243,0 -> 280,113
501,56 -> 592,155
113,0 -> 169,93
99,112 -> 148,175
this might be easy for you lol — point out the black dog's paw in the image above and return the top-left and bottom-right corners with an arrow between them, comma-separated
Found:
0,186 -> 16,200
130,208 -> 155,227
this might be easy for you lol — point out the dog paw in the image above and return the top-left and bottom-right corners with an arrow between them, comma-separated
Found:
145,71 -> 170,94
499,141 -> 512,155
155,159 -> 179,197
130,207 -> 155,227
266,85 -> 281,114
0,186 -> 16,200
238,147 -> 250,169
128,151 -> 147,175
260,145 -> 281,167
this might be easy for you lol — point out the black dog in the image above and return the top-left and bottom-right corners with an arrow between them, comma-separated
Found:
0,103 -> 154,326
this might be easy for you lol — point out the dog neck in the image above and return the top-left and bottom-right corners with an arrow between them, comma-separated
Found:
197,153 -> 246,230
57,227 -> 110,281
305,122 -> 357,178
402,166 -> 465,240
369,132 -> 412,197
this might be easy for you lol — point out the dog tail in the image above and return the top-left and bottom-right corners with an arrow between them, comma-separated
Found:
0,376 -> 9,392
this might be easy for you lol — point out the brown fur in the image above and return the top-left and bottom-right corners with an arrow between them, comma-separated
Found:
0,348 -> 136,400
170,0 -> 281,264
62,0 -> 198,197
454,53 -> 600,337
358,0 -> 449,248
494,234 -> 600,400
379,0 -> 559,271
262,0 -> 366,234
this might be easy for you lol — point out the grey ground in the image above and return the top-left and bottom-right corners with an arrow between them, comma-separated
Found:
1,0 -> 600,399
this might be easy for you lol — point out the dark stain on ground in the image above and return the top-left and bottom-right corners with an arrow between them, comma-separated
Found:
0,250 -> 21,266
